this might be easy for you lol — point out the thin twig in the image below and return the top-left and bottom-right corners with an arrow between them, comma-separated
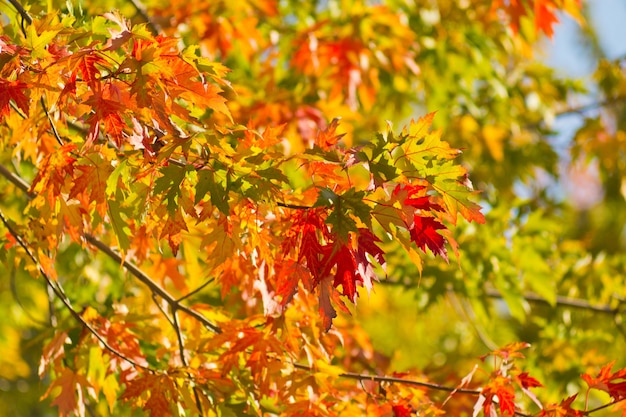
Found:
0,164 -> 222,333
555,96 -> 626,119
484,288 -> 618,314
5,0 -> 32,37
41,97 -> 64,146
176,277 -> 215,303
584,397 -> 626,415
276,201 -> 313,210
381,279 -> 619,316
0,209 -> 152,371
169,305 -> 205,415
84,234 -> 222,333
292,363 -> 481,394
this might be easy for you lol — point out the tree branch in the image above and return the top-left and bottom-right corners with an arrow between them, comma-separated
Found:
292,362 -> 481,394
5,0 -> 32,37
484,288 -> 619,314
0,209 -> 152,372
84,234 -> 222,333
555,96 -> 626,120
381,279 -> 619,316
0,163 -> 222,334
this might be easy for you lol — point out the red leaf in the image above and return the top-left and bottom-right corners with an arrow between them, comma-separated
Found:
355,228 -> 386,294
84,91 -> 127,146
0,79 -> 29,120
517,371 -> 543,389
582,361 -> 626,401
323,242 -> 358,302
481,376 -> 516,416
395,184 -> 445,212
313,117 -> 345,150
409,215 -> 448,261
392,404 -> 413,417
297,212 -> 327,282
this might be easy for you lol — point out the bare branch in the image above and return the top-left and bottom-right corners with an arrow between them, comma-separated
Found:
584,398 -> 626,415
83,234 -> 222,333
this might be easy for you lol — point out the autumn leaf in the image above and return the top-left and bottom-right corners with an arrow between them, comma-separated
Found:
582,361 -> 626,401
392,403 -> 413,417
42,368 -> 90,417
536,395 -> 585,417
0,79 -> 29,120
516,371 -> 543,389
482,342 -> 531,361
120,373 -> 178,416
479,376 -> 516,416
409,215 -> 448,261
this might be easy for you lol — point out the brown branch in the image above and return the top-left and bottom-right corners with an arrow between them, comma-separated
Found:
5,0 -> 32,23
381,279 -> 619,316
0,209 -> 152,372
84,235 -> 222,333
0,164 -> 222,333
41,97 -> 64,146
276,201 -> 313,210
554,96 -> 626,120
584,397 -> 626,415
176,277 -> 215,303
292,363 -> 481,395
483,288 -> 619,314
5,0 -> 32,37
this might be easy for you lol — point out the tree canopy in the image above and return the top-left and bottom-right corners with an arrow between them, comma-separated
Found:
1,0 -> 626,416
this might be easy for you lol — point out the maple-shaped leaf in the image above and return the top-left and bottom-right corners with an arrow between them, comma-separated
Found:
479,376 -> 516,416
537,395 -> 585,417
121,373 -> 178,416
410,215 -> 448,261
84,91 -> 127,147
0,79 -> 29,120
582,361 -> 626,401
42,368 -> 90,417
313,117 -> 345,150
392,183 -> 445,220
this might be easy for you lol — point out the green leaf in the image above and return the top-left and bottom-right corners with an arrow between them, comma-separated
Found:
196,170 -> 230,215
